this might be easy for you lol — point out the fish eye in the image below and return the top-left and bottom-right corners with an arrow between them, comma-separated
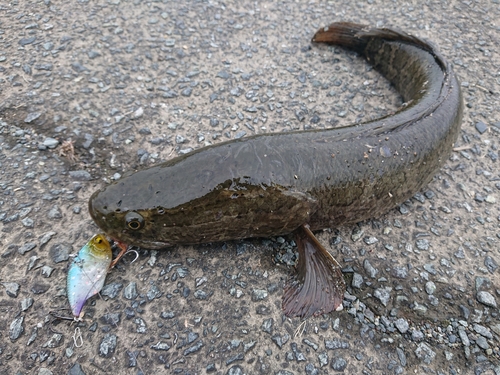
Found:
125,212 -> 144,230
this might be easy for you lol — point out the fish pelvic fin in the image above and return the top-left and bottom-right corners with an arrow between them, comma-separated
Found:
283,225 -> 346,318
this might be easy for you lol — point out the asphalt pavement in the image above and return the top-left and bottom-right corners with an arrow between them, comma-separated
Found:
1,0 -> 500,374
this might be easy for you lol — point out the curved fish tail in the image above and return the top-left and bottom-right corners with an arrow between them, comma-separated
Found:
312,22 -> 368,52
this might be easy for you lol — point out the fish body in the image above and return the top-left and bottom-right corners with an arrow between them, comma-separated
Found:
67,234 -> 112,317
89,23 -> 463,317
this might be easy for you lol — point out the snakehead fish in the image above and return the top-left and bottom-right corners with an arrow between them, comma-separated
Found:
67,234 -> 112,317
88,22 -> 463,318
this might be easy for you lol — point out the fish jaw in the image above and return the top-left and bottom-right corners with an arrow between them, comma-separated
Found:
67,235 -> 112,317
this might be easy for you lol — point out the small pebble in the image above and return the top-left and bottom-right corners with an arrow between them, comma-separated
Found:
43,137 -> 59,148
9,316 -> 24,341
24,112 -> 41,122
251,289 -> 268,301
68,363 -> 85,375
101,282 -> 123,298
271,333 -> 290,349
317,352 -> 329,367
458,328 -> 470,346
41,266 -> 54,277
183,340 -> 203,355
21,297 -> 34,311
473,324 -> 493,339
133,107 -> 144,118
123,282 -> 138,300
363,259 -> 378,278
261,318 -> 273,334
226,366 -> 243,375
151,341 -> 170,351
411,330 -> 424,342
413,302 -> 428,314
351,273 -> 363,288
475,121 -> 488,134
18,242 -> 36,255
363,236 -> 378,245
477,291 -> 497,307
351,228 -> 364,242
374,287 -> 392,306
42,333 -> 63,348
49,243 -> 71,263
414,342 -> 436,364
395,318 -> 409,334
324,339 -> 349,350
396,347 -> 407,366
39,231 -> 56,248
330,356 -> 347,371
99,334 -> 117,357
3,282 -> 20,298
476,336 -> 489,350
47,205 -> 62,220
19,36 -> 36,45
69,170 -> 91,181
425,281 -> 436,295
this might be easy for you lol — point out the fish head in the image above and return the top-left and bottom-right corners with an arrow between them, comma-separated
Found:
87,165 -> 209,249
89,181 -> 171,250
88,178 -> 247,249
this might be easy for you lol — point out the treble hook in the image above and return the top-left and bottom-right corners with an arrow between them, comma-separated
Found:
125,249 -> 139,264
109,239 -> 140,268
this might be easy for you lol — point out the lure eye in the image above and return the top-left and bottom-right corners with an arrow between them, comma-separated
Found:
91,235 -> 110,251
125,212 -> 144,230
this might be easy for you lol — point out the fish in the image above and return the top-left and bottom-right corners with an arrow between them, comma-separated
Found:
67,234 -> 113,318
88,22 -> 463,318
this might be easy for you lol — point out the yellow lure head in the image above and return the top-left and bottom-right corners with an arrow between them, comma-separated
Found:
87,234 -> 112,260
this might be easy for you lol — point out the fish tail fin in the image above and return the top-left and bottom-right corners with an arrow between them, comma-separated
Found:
283,225 -> 345,318
312,22 -> 369,52
313,22 -> 441,63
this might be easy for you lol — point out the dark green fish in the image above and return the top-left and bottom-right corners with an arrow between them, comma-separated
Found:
89,22 -> 463,318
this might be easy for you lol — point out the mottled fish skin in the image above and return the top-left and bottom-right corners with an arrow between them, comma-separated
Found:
88,23 -> 462,318
67,234 -> 112,317
89,23 -> 462,249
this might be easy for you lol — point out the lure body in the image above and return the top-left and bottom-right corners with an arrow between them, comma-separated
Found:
67,234 -> 112,317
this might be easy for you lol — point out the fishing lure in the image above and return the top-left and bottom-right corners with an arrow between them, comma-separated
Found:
67,234 -> 113,318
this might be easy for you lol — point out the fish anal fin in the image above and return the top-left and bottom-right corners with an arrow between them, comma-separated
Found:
283,225 -> 345,318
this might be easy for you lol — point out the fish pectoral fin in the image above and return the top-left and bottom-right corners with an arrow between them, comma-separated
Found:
283,224 -> 345,318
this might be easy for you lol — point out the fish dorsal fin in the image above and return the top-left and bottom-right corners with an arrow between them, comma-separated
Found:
283,225 -> 345,318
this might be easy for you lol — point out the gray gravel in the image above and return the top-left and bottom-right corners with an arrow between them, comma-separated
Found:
1,0 -> 500,374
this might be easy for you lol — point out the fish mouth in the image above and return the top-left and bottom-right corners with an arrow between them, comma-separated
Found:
110,235 -> 172,250
131,239 -> 173,250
